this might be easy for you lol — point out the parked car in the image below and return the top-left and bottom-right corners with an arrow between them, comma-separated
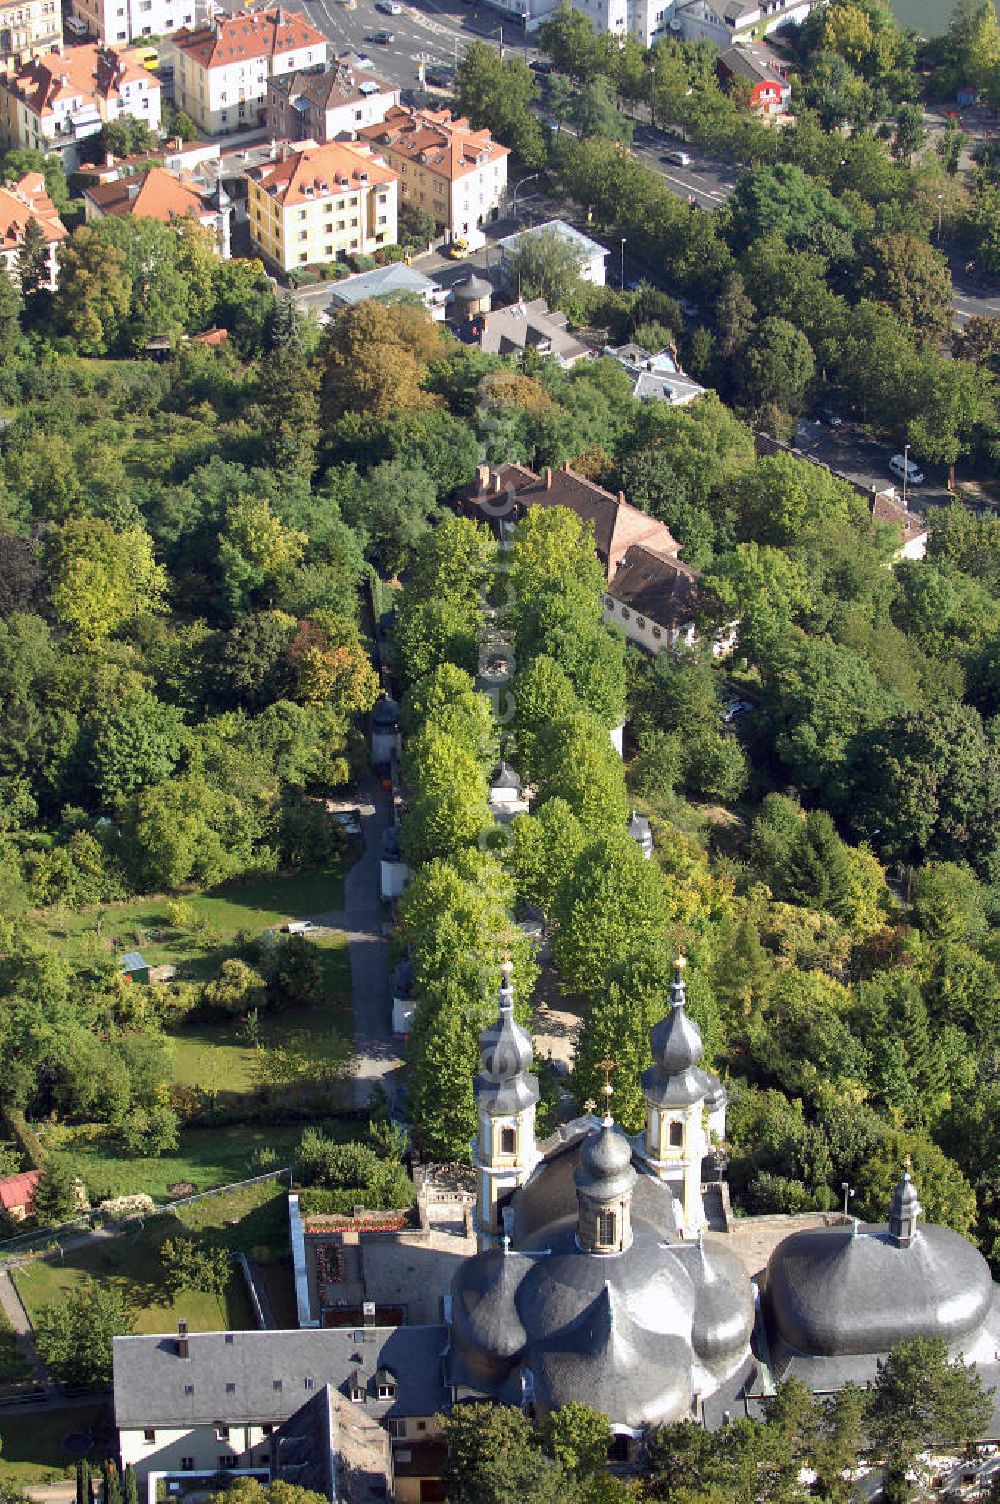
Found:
812,404 -> 843,428
721,699 -> 754,724
375,0 -> 402,12
284,920 -> 317,934
530,57 -> 555,73
663,148 -> 692,167
65,14 -> 90,35
366,29 -> 394,42
424,64 -> 454,86
353,52 -> 375,68
889,453 -> 925,486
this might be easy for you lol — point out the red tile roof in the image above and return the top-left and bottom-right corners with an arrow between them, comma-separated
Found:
0,171 -> 67,252
84,166 -> 209,224
5,42 -> 157,117
172,7 -> 325,70
871,491 -> 927,547
249,139 -> 395,207
358,104 -> 508,183
0,1170 -> 40,1213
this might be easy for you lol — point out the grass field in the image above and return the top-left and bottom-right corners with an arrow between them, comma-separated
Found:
0,1310 -> 31,1387
32,864 -> 347,982
0,1402 -> 112,1487
13,1184 -> 292,1338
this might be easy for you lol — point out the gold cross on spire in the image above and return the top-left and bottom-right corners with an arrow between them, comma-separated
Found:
598,1057 -> 615,1104
903,1153 -> 912,1172
583,1099 -> 597,1115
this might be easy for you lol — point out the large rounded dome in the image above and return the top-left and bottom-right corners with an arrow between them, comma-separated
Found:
450,1248 -> 528,1380
575,1123 -> 636,1202
764,1223 -> 994,1358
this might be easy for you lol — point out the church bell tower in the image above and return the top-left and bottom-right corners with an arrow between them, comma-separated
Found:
638,958 -> 712,1238
472,962 -> 540,1252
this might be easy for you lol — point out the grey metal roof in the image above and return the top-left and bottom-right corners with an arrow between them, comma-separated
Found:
451,270 -> 492,300
329,263 -> 438,309
113,1326 -> 448,1430
642,971 -> 716,1107
575,1121 -> 637,1203
763,1222 -> 995,1359
474,979 -> 539,1115
497,218 -> 609,265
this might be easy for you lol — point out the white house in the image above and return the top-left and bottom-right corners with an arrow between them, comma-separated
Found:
0,42 -> 161,164
604,340 -> 707,406
497,218 -> 609,287
670,0 -> 820,45
165,7 -> 327,135
0,169 -> 65,288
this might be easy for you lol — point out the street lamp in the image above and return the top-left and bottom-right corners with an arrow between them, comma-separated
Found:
903,441 -> 911,510
510,171 -> 541,220
936,192 -> 944,240
490,23 -> 503,57
620,236 -> 626,289
841,1182 -> 854,1218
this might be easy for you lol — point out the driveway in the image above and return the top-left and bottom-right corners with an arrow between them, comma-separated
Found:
311,779 -> 403,1109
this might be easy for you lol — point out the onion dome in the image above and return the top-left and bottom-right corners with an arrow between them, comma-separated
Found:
474,962 -> 539,1115
449,1243 -> 529,1380
452,270 -> 492,302
575,1121 -> 637,1204
642,958 -> 715,1108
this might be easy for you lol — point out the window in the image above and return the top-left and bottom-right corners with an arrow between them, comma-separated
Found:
216,1427 -> 230,1442
273,1379 -> 283,1391
388,1419 -> 406,1438
225,1383 -> 236,1394
184,1384 -> 194,1395
652,627 -> 662,640
143,1430 -> 156,1444
636,617 -> 646,629
304,1377 -> 314,1390
218,1456 -> 235,1470
181,1459 -> 194,1472
377,1384 -> 395,1400
620,608 -> 630,621
417,1421 -> 427,1431
598,1210 -> 616,1245
499,1127 -> 516,1155
350,1388 -> 365,1404
669,1121 -> 683,1147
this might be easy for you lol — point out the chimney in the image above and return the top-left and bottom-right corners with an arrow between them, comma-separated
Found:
363,1301 -> 376,1328
618,491 -> 626,505
561,459 -> 570,472
544,467 -> 552,489
476,462 -> 489,492
492,471 -> 502,495
176,1318 -> 189,1359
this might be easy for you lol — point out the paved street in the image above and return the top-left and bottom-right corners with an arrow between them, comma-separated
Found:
793,417 -> 956,511
311,779 -> 403,1110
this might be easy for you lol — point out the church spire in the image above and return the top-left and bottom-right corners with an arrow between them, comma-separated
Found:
887,1159 -> 922,1248
638,957 -> 713,1238
472,960 -> 540,1252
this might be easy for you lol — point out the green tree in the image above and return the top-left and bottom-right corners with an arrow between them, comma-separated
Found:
160,1236 -> 231,1300
202,958 -> 268,1018
257,346 -> 320,477
868,1338 -> 993,1504
32,1156 -> 79,1224
51,226 -> 132,355
343,457 -> 440,579
16,217 -> 49,308
123,1467 -> 138,1504
321,294 -> 446,421
741,316 -> 815,416
34,1281 -> 134,1387
455,42 -> 545,168
48,518 -> 166,646
401,726 -> 491,865
892,102 -> 927,162
553,829 -> 670,1003
441,1403 -> 566,1504
507,225 -> 587,309
97,118 -> 157,159
87,691 -> 187,808
398,201 -> 437,248
537,1402 -> 610,1478
0,266 -> 22,363
570,74 -> 632,142
861,234 -> 953,344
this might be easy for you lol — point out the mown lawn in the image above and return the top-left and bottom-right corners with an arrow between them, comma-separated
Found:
0,1310 -> 31,1387
32,863 -> 347,981
13,1185 -> 293,1338
0,1402 -> 111,1487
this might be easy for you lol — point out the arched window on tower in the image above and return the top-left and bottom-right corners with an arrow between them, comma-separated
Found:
598,1210 -> 616,1245
669,1120 -> 683,1147
500,1126 -> 516,1155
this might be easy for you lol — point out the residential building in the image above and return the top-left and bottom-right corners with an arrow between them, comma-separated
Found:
871,490 -> 928,562
497,217 -> 609,287
604,340 -> 707,406
565,0 -> 674,48
113,1323 -> 448,1498
463,297 -> 591,367
68,0 -> 200,49
267,55 -> 398,144
0,41 -> 161,165
0,1169 -> 40,1221
357,105 -> 508,242
670,0 -> 819,45
716,38 -> 791,112
247,138 -> 397,272
83,164 -> 231,252
0,0 -> 60,78
327,260 -> 447,319
460,459 -> 732,654
165,7 -> 327,136
0,168 -> 66,287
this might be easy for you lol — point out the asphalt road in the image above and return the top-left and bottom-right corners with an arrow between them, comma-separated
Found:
793,417 -> 956,512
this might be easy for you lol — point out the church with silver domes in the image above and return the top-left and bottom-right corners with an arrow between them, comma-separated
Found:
442,960 -> 1000,1440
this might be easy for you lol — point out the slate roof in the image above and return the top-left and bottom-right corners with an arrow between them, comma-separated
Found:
271,1384 -> 391,1504
172,7 -> 326,69
113,1325 -> 449,1430
329,262 -> 438,308
606,546 -> 701,631
358,105 -> 508,183
474,298 -> 588,366
497,218 -> 609,267
270,56 -> 393,112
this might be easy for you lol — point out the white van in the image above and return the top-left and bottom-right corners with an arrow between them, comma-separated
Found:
889,453 -> 925,486
65,15 -> 90,36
